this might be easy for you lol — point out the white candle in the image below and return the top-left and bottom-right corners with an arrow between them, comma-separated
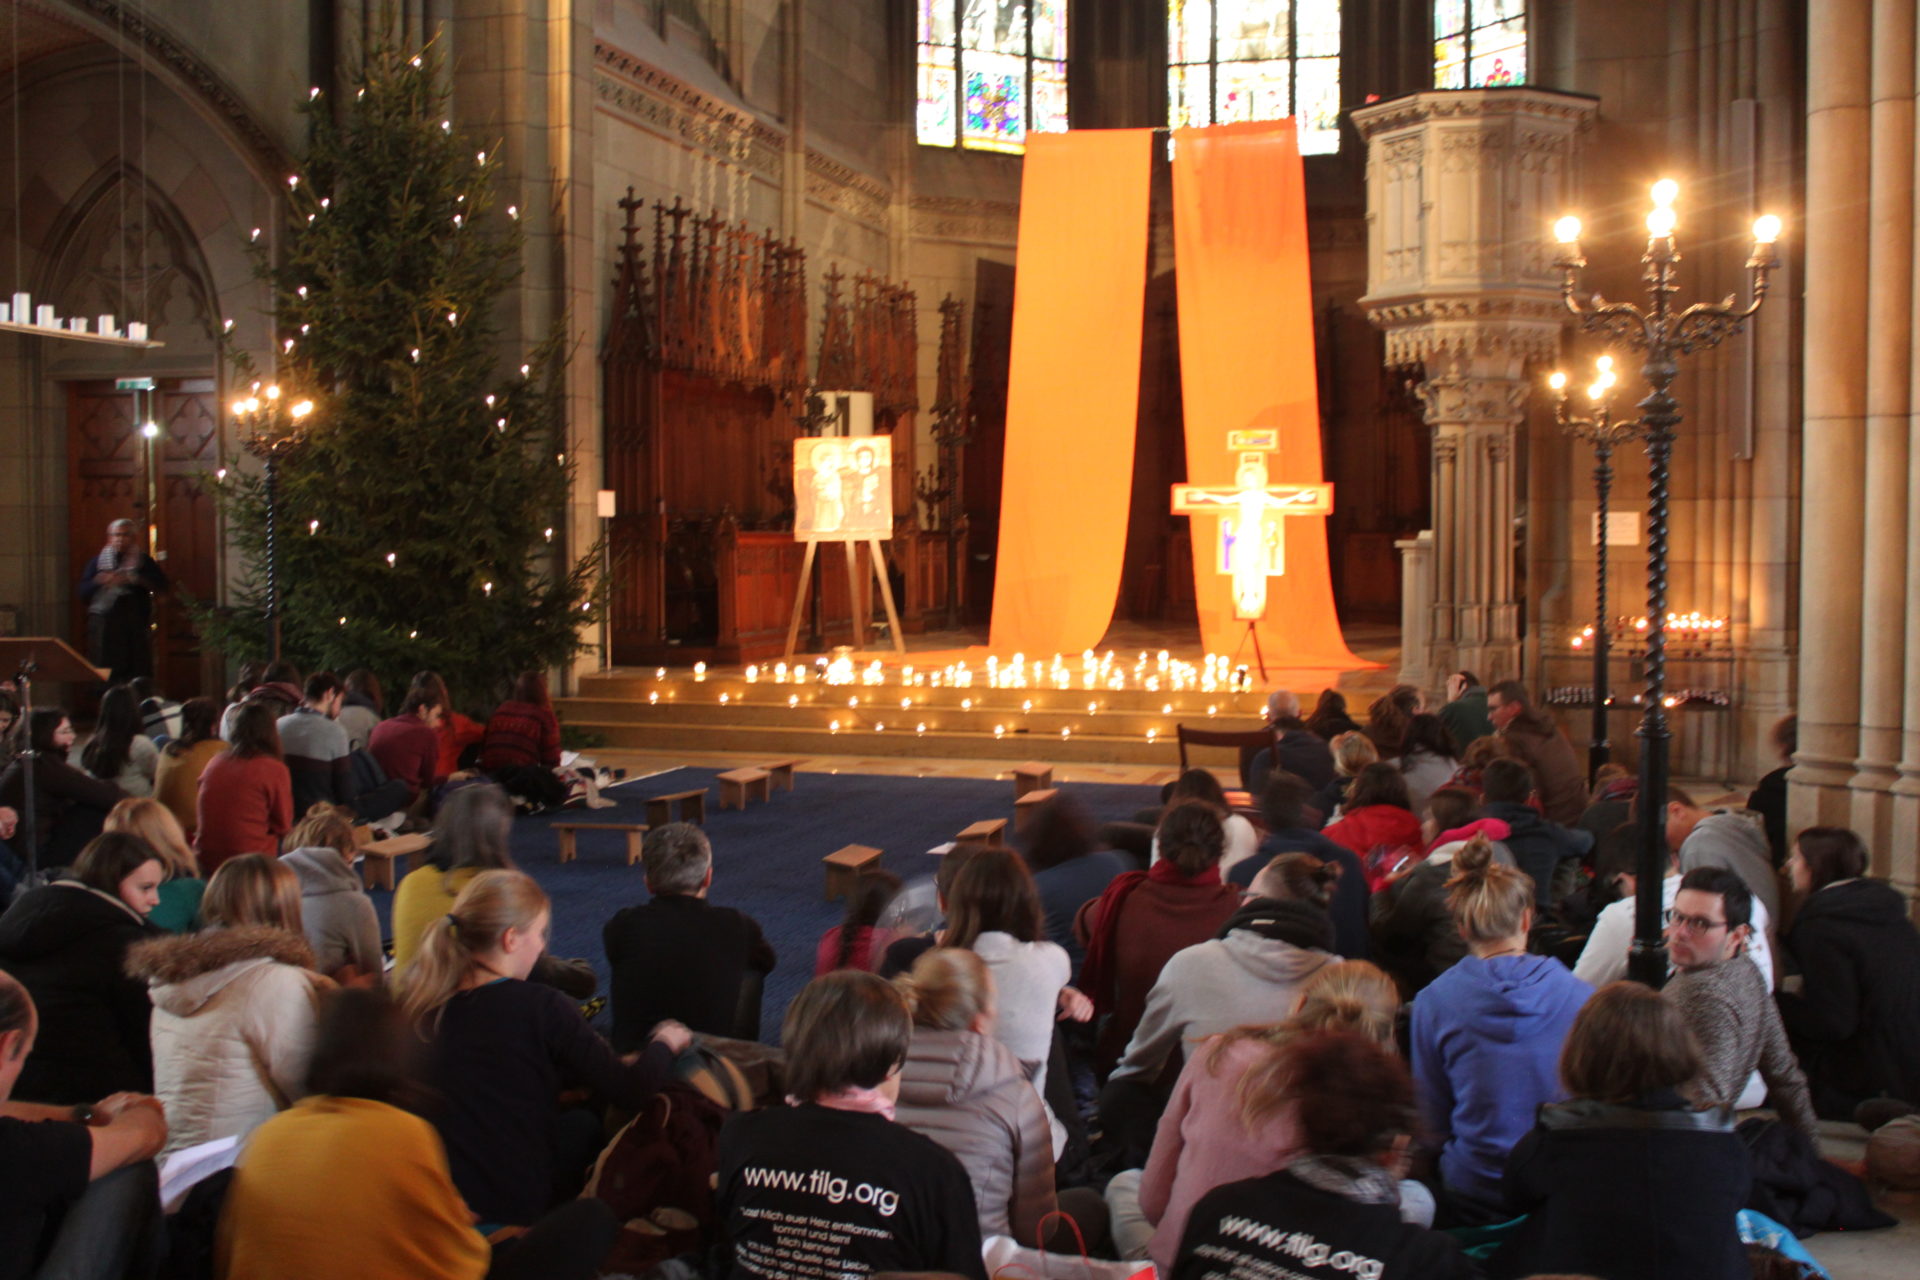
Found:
69,317 -> 88,333
35,305 -> 56,327
98,314 -> 116,337
11,292 -> 28,322
128,321 -> 148,342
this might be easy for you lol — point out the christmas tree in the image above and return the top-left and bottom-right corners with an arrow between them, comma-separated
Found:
200,37 -> 593,705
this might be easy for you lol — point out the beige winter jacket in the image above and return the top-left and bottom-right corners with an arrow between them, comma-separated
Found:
893,1026 -> 1057,1243
126,926 -> 333,1154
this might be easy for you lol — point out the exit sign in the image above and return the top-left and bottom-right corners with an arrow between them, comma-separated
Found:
115,377 -> 155,391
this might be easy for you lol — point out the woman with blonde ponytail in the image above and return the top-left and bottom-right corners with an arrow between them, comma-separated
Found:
1408,838 -> 1591,1224
1108,961 -> 1406,1270
404,870 -> 691,1228
891,949 -> 1063,1244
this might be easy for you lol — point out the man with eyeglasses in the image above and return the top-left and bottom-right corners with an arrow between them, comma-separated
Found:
1662,867 -> 1817,1138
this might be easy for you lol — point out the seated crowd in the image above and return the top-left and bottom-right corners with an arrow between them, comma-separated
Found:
0,665 -> 1915,1280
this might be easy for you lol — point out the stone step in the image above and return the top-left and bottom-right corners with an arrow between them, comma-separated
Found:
565,716 -> 1216,766
557,693 -> 1261,739
570,676 -> 1269,719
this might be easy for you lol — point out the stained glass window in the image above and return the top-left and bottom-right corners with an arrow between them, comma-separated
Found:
1167,2 -> 1343,155
1434,0 -> 1527,90
918,1 -> 1069,153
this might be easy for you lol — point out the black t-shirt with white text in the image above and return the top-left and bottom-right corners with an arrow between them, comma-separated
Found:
716,1103 -> 986,1280
1174,1171 -> 1475,1280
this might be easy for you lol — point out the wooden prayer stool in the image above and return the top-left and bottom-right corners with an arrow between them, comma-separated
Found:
1014,788 -> 1058,834
718,768 -> 772,811
956,818 -> 1007,848
1012,762 -> 1054,799
554,821 -> 649,866
760,758 -> 804,792
643,789 -> 707,827
823,844 -> 883,901
356,833 -> 433,892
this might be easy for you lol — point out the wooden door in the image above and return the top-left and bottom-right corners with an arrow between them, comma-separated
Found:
67,378 -> 220,697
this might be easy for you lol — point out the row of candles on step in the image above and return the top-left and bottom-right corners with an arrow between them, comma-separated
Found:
1568,613 -> 1730,649
1,292 -> 149,341
666,651 -> 1257,693
1545,686 -> 1733,709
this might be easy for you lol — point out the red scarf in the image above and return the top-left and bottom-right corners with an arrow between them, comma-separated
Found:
1078,859 -> 1223,1017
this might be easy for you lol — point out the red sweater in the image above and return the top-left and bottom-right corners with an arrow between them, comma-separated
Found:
369,714 -> 441,803
194,751 -> 293,874
480,701 -> 561,772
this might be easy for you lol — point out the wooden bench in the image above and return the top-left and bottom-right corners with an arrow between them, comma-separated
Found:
823,844 -> 883,901
956,818 -> 1007,848
760,758 -> 805,792
356,833 -> 433,892
1014,787 -> 1058,833
1012,761 -> 1054,799
554,821 -> 649,866
643,789 -> 707,828
718,768 -> 772,811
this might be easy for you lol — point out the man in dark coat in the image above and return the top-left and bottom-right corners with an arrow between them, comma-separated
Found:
1244,688 -> 1335,793
1487,680 -> 1588,824
76,519 -> 169,684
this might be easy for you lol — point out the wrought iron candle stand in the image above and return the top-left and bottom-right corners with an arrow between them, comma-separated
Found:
233,386 -> 314,661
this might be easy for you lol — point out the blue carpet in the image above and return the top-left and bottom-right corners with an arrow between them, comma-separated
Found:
370,767 -> 1162,1039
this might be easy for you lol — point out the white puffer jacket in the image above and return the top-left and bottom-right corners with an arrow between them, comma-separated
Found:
126,925 -> 332,1154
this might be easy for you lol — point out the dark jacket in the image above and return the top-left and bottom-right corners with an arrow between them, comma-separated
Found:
1265,728 -> 1336,791
1777,878 -> 1920,1118
1500,712 -> 1589,824
0,752 -> 126,860
1491,1093 -> 1750,1280
1479,801 -> 1593,909
603,893 -> 776,1049
0,881 -> 157,1103
1229,828 -> 1370,959
1032,849 -> 1131,975
1439,686 -> 1494,748
1372,858 -> 1471,994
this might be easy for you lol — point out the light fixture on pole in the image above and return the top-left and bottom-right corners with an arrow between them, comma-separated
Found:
234,385 -> 316,661
1553,182 -> 1782,988
1547,356 -> 1639,785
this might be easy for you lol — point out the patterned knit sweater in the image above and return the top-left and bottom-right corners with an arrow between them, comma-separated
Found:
1665,955 -> 1817,1136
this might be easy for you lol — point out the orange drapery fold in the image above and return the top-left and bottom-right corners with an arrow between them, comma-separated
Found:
988,129 -> 1156,657
1171,119 -> 1369,671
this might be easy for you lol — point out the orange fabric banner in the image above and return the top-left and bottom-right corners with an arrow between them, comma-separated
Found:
1171,119 -> 1369,671
989,129 -> 1156,657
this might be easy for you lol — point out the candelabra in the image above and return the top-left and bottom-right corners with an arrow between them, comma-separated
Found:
1553,181 -> 1781,987
233,385 -> 315,661
1548,355 -> 1641,784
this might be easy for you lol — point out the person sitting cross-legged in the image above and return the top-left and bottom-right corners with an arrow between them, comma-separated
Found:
603,822 -> 776,1047
1489,980 -> 1751,1280
1228,772 -> 1369,959
278,671 -> 412,822
216,986 -> 617,1280
279,803 -> 385,982
0,970 -> 169,1280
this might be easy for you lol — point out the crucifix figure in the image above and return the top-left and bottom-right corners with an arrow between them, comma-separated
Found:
1171,428 -> 1333,623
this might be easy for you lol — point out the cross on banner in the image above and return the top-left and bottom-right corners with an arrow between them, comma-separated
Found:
1171,428 -> 1334,621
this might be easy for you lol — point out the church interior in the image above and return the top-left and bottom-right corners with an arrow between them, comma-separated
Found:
0,1 -> 1918,1276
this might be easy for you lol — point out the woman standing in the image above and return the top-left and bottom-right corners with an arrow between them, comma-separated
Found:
104,797 -> 205,933
194,702 -> 293,876
0,831 -> 161,1102
1491,982 -> 1750,1280
154,697 -> 224,839
400,870 -> 688,1226
73,684 -> 159,798
1409,840 -> 1591,1223
128,854 -> 332,1153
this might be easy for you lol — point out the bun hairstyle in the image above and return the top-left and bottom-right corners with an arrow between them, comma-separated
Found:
1155,798 -> 1228,877
1250,851 -> 1341,910
894,947 -> 995,1031
287,802 -> 358,856
1445,834 -> 1535,943
399,870 -> 549,1023
1212,959 -> 1401,1125
1280,1031 -> 1419,1159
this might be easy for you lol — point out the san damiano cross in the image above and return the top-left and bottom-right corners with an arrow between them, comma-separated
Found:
1171,428 -> 1334,622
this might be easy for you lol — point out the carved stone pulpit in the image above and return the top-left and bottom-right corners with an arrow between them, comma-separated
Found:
1353,88 -> 1598,692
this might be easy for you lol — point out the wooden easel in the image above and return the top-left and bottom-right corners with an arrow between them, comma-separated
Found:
783,538 -> 906,661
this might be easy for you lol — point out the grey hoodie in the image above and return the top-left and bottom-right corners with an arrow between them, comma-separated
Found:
1110,929 -> 1333,1083
1679,810 -> 1779,926
280,845 -> 383,976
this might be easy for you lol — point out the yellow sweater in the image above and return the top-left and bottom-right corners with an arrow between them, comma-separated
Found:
390,865 -> 481,975
217,1095 -> 488,1280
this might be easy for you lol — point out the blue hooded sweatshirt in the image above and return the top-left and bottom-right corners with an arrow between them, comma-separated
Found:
1410,953 -> 1592,1211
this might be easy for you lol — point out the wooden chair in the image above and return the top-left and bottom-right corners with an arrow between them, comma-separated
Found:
554,821 -> 649,866
956,818 -> 1007,847
718,768 -> 771,810
1174,724 -> 1274,782
823,844 -> 883,900
644,789 -> 707,827
1011,762 -> 1054,799
1014,787 -> 1057,834
760,759 -> 805,792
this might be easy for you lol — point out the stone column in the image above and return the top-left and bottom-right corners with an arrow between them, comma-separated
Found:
1354,89 -> 1598,692
1791,0 -> 1874,834
1395,531 -> 1434,687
